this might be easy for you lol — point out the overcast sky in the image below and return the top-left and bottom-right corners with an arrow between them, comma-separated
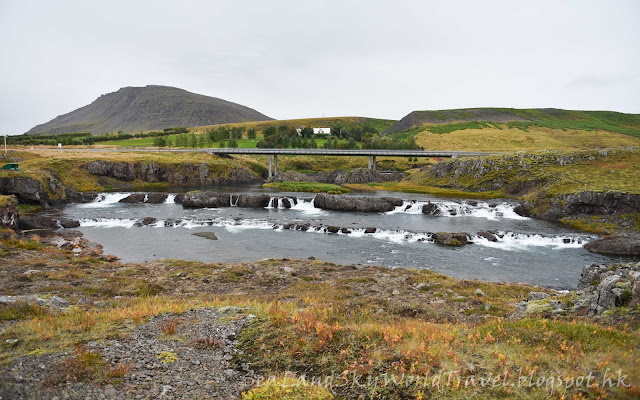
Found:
1,0 -> 639,134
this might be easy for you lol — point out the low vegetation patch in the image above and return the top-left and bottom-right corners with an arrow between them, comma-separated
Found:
263,181 -> 351,194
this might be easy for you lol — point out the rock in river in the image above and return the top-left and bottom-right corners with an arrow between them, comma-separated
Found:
314,193 -> 402,213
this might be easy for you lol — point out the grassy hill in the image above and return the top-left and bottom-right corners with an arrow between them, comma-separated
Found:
385,108 -> 640,151
26,85 -> 272,135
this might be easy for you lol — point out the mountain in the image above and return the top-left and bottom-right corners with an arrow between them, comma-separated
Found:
384,108 -> 640,136
26,85 -> 273,135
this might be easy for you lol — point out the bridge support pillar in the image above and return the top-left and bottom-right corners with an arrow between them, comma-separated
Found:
268,155 -> 273,178
274,154 -> 278,176
371,156 -> 377,170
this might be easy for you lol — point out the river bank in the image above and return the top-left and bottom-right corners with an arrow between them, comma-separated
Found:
0,226 -> 638,398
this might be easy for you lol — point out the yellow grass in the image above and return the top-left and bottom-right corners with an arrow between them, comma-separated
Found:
414,125 -> 640,151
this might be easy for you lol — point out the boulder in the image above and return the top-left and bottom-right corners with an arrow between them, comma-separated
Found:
422,202 -> 442,216
584,234 -> 640,256
236,193 -> 271,208
432,232 -> 469,246
192,232 -> 218,240
364,227 -> 377,234
141,217 -> 157,226
145,193 -> 168,203
281,198 -> 293,209
58,218 -> 80,229
340,228 -> 352,234
326,226 -> 341,233
476,231 -> 498,242
314,193 -> 401,213
119,193 -> 147,203
174,193 -> 185,204
181,191 -> 231,208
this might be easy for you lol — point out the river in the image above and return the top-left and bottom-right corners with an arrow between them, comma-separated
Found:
59,185 -> 632,289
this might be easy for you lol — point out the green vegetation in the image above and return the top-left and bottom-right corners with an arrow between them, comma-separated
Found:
9,127 -> 191,147
344,182 -> 505,199
264,181 -> 351,194
426,121 -> 502,134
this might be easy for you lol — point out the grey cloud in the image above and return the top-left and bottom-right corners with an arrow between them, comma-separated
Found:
1,0 -> 639,134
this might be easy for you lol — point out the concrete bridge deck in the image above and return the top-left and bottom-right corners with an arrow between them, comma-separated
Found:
54,147 -> 494,177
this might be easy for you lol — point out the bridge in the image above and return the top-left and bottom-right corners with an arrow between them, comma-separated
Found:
55,147 -> 492,178
203,148 -> 491,177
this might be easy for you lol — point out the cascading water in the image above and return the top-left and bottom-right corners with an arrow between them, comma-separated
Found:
81,193 -> 132,208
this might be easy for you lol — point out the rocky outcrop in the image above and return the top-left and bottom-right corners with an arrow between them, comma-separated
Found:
514,262 -> 640,318
82,161 -> 262,186
530,191 -> 640,221
270,168 -> 405,185
236,194 -> 271,208
313,193 -> 403,213
579,263 -> 640,315
0,176 -> 49,204
584,234 -> 640,256
181,192 -> 231,208
432,232 -> 469,246
18,215 -> 57,230
0,195 -> 18,230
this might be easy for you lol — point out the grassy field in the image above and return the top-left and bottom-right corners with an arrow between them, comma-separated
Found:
0,232 -> 637,398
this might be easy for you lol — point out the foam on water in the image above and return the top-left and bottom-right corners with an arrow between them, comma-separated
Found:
471,232 -> 592,250
81,193 -> 131,208
79,218 -> 138,228
164,194 -> 177,204
387,200 -> 528,221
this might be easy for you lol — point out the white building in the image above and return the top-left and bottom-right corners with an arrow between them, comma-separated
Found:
313,127 -> 331,135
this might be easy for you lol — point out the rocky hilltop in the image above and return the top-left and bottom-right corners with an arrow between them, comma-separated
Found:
26,85 -> 272,135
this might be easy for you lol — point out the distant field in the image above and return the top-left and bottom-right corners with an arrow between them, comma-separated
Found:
100,116 -> 392,148
413,125 -> 640,151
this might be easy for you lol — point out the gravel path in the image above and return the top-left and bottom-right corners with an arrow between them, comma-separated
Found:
1,307 -> 257,400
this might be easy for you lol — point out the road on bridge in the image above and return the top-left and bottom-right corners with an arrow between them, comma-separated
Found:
47,146 -> 495,177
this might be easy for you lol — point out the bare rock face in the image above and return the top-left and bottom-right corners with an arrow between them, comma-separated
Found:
84,161 -> 136,181
18,215 -> 57,230
181,192 -> 231,208
313,193 -> 402,213
0,176 -> 48,204
584,234 -> 640,256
